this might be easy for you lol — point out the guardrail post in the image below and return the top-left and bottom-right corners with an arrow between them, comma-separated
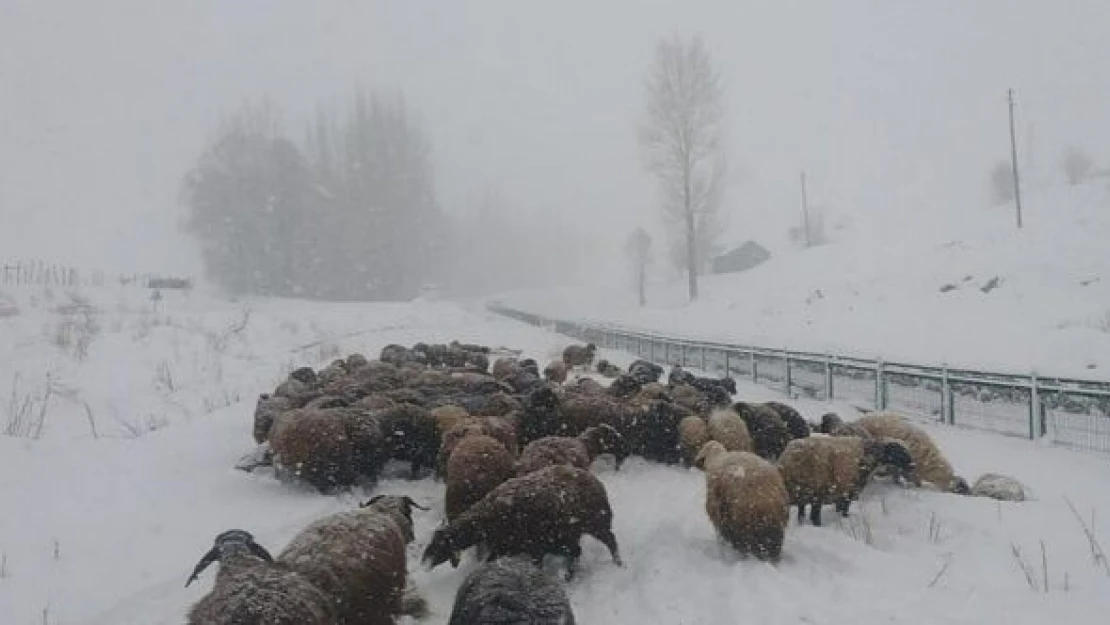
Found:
724,350 -> 731,377
680,343 -> 687,367
751,351 -> 758,383
783,350 -> 792,398
1029,373 -> 1042,439
824,354 -> 834,400
875,359 -> 885,410
940,365 -> 951,424
701,346 -> 708,372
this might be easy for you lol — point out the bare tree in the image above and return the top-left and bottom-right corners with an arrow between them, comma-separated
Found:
639,34 -> 727,302
1062,147 -> 1094,185
625,228 -> 652,307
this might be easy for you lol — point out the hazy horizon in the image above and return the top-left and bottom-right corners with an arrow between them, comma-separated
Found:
3,0 -> 1109,285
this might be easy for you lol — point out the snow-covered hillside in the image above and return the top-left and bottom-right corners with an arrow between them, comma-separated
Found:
1,290 -> 1109,624
495,182 -> 1110,379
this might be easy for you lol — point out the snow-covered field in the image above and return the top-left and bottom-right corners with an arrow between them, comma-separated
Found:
495,182 -> 1110,379
2,286 -> 1110,624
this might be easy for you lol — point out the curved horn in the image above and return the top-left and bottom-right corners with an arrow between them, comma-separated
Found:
247,540 -> 274,562
405,496 -> 430,511
185,546 -> 219,587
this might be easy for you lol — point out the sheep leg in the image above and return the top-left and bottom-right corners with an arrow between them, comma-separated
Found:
796,504 -> 806,523
809,502 -> 823,526
836,498 -> 851,517
591,527 -> 623,566
563,543 -> 583,581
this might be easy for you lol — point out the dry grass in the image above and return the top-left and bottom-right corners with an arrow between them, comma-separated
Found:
1064,497 -> 1110,577
3,373 -> 54,439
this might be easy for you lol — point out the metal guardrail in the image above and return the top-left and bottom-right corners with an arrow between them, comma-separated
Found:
487,303 -> 1110,456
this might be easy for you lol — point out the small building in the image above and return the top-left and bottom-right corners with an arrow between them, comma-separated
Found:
710,241 -> 771,275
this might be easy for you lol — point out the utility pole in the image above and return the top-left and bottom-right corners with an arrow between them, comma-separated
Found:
1008,88 -> 1024,229
800,171 -> 811,247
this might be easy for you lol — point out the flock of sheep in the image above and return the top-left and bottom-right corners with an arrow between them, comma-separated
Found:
185,338 -> 1016,624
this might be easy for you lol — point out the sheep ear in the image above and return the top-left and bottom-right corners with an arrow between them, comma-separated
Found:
247,541 -> 273,562
185,546 -> 220,587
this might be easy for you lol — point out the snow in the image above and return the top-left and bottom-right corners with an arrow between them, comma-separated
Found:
493,181 -> 1110,379
3,285 -> 1110,624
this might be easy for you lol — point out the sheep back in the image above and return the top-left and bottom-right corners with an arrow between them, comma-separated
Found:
187,563 -> 336,625
543,360 -> 569,384
446,435 -> 517,521
678,415 -> 710,466
270,408 -> 385,492
277,501 -> 412,625
699,444 -> 788,561
425,465 -> 620,571
447,556 -> 576,625
515,437 -> 591,476
707,409 -> 753,453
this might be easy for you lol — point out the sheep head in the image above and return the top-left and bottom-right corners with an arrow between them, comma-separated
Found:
421,527 -> 466,570
948,476 -> 971,495
818,413 -> 844,434
694,441 -> 727,471
360,495 -> 429,542
185,529 -> 272,587
582,424 -> 630,469
861,438 -> 917,487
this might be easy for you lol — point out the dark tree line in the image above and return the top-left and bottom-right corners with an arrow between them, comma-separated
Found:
182,92 -> 446,301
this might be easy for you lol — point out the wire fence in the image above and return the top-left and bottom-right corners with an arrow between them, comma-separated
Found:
488,303 -> 1110,456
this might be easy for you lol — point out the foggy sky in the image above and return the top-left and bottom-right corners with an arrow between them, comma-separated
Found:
2,0 -> 1109,279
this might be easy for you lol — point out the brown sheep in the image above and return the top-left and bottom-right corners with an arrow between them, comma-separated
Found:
437,417 -> 521,478
491,357 -> 522,381
515,425 -> 630,476
707,409 -> 753,453
345,353 -> 370,371
253,394 -> 294,444
678,415 -> 710,466
543,360 -> 569,384
479,392 -> 523,417
355,394 -> 398,412
278,495 -> 425,625
562,343 -> 597,370
269,408 -> 387,493
446,435 -> 517,522
778,435 -> 916,525
695,441 -> 789,562
185,530 -> 336,625
732,402 -> 792,461
560,394 -> 628,434
422,465 -> 622,580
372,404 -> 438,477
431,404 -> 471,439
855,412 -> 970,494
